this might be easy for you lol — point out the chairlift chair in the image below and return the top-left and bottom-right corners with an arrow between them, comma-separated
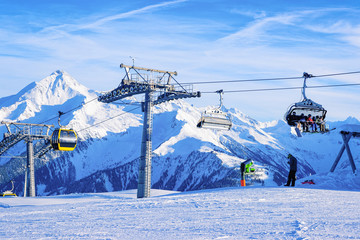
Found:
1,180 -> 17,197
197,90 -> 232,130
284,72 -> 327,126
51,111 -> 77,151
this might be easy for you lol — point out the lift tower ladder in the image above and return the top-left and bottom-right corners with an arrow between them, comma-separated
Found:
0,121 -> 54,197
98,63 -> 200,198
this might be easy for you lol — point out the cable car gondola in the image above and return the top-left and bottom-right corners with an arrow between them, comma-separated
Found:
51,111 -> 77,151
284,72 -> 327,126
197,89 -> 232,130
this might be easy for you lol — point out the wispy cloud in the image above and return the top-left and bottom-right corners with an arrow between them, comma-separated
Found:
218,13 -> 298,43
41,0 -> 188,34
304,20 -> 360,48
218,8 -> 360,46
211,8 -> 360,73
230,9 -> 267,19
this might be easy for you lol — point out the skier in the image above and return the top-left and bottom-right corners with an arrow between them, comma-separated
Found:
285,154 -> 297,187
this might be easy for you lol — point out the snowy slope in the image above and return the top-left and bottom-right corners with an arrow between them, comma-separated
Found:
1,187 -> 360,239
0,71 -> 359,195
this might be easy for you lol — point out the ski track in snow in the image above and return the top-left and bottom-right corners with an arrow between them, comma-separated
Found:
1,187 -> 360,239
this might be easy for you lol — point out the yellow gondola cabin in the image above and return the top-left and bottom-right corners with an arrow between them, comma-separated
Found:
51,129 -> 77,151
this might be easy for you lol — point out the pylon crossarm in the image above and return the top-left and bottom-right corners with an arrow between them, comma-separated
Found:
98,83 -> 151,103
120,63 -> 177,76
153,90 -> 201,106
0,121 -> 53,156
99,64 -> 200,105
0,134 -> 26,156
1,121 -> 54,128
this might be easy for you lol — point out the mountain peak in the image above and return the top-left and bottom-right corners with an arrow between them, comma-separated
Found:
40,70 -> 84,91
50,70 -> 67,80
25,70 -> 89,104
0,71 -> 91,122
54,70 -> 64,75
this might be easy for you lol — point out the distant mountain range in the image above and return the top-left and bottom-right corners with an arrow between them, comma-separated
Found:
0,70 -> 359,195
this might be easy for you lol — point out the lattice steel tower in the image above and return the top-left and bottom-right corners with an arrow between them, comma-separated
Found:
98,64 -> 200,198
0,122 -> 53,197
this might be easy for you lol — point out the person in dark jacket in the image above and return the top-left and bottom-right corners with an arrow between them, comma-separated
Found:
285,153 -> 297,186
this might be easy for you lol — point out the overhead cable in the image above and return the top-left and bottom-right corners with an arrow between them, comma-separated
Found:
201,83 -> 360,94
182,70 -> 360,85
39,96 -> 99,125
77,106 -> 141,132
313,71 -> 360,78
182,76 -> 302,85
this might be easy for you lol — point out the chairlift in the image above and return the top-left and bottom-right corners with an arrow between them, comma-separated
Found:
1,180 -> 17,197
284,72 -> 327,126
51,111 -> 77,151
197,90 -> 232,130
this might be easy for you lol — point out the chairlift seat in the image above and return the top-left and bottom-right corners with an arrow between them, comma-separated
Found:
2,191 -> 17,197
197,89 -> 232,131
1,181 -> 17,197
284,72 -> 328,127
285,99 -> 327,126
197,110 -> 232,130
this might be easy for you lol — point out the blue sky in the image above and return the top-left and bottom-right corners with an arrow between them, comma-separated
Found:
0,0 -> 359,121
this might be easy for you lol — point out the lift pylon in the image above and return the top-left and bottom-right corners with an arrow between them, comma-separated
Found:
98,63 -> 200,198
330,130 -> 359,174
0,121 -> 54,197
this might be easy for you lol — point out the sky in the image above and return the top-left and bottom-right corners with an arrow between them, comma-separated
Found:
0,0 -> 359,122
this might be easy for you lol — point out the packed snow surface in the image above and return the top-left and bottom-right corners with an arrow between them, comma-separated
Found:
1,187 -> 360,239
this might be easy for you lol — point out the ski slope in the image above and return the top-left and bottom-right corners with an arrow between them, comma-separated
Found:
1,187 -> 360,239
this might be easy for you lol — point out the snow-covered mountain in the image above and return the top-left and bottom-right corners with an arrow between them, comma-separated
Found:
0,71 -> 359,195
